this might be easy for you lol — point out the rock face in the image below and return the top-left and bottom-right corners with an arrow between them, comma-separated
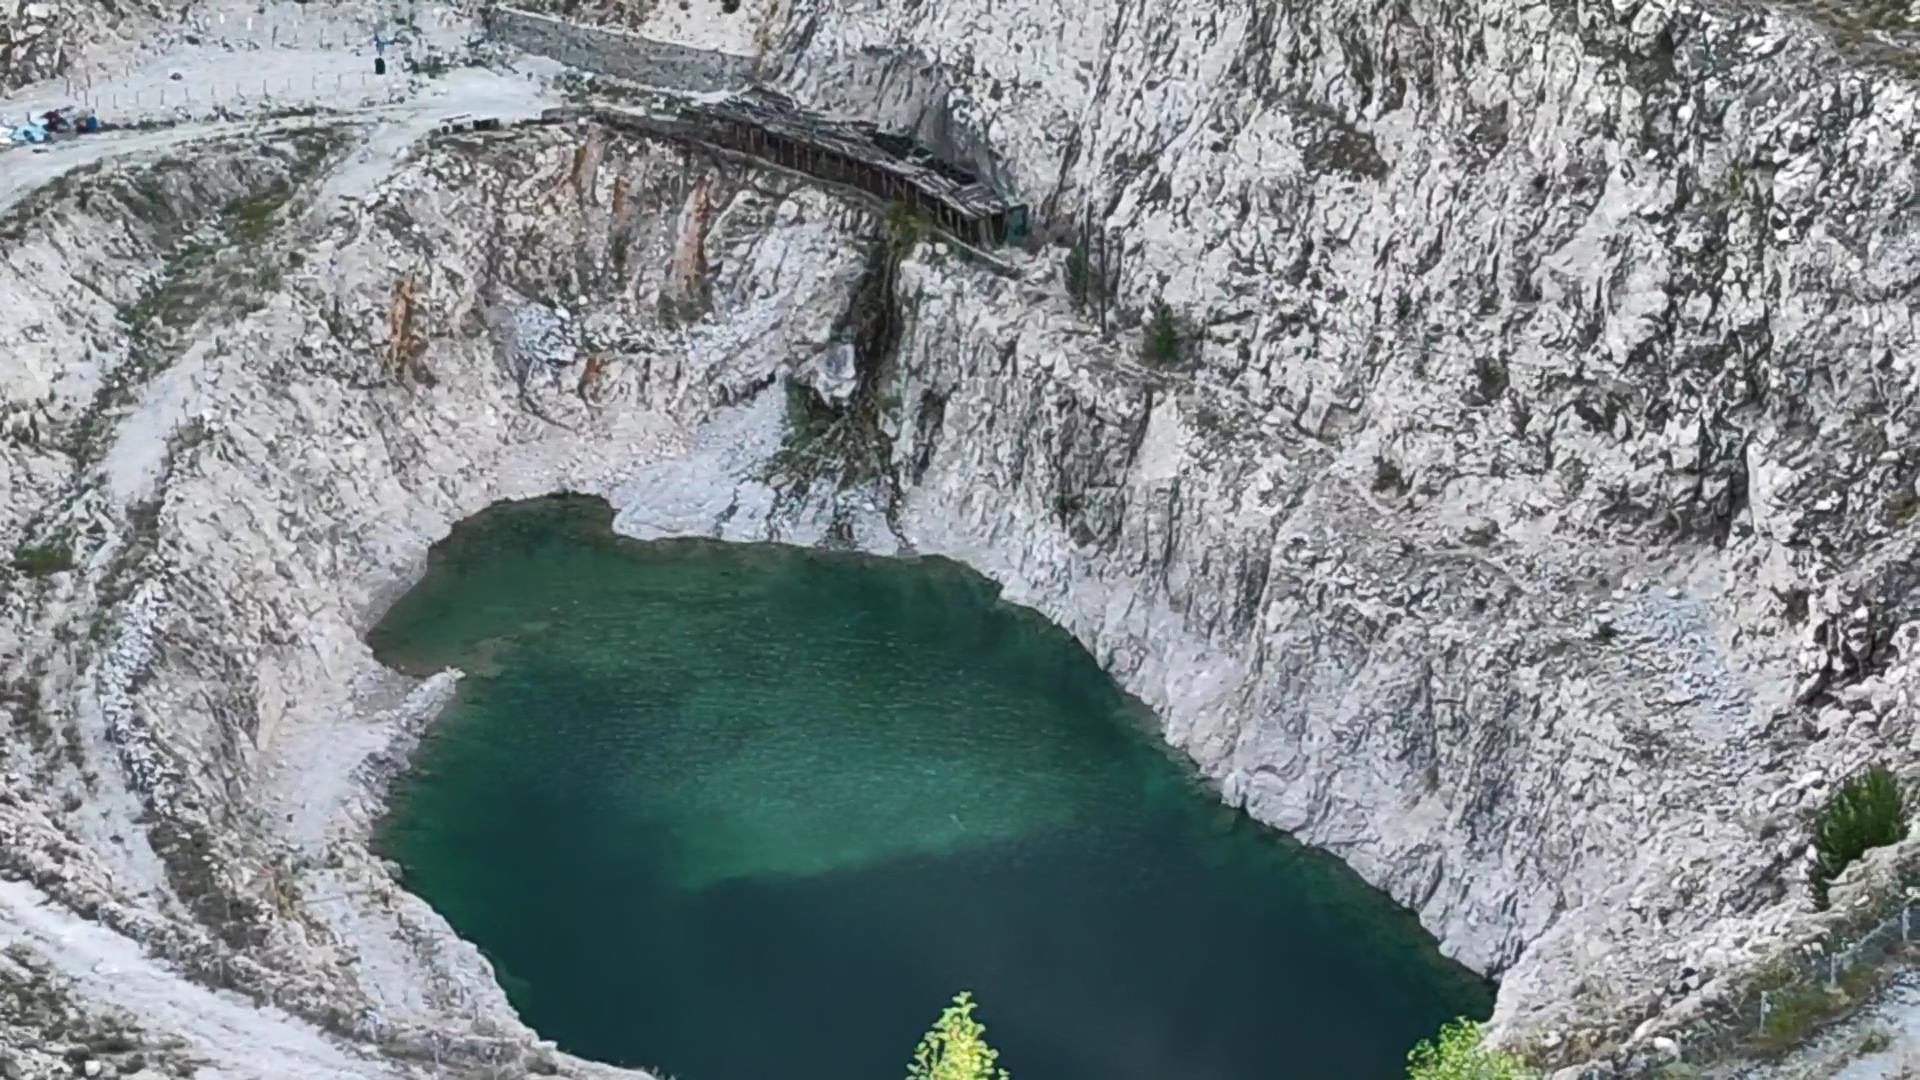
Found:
759,0 -> 1920,1061
4,0 -> 1920,1075
0,0 -> 156,91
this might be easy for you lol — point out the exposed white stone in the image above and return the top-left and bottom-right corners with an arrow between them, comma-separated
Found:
1,0 -> 1919,1073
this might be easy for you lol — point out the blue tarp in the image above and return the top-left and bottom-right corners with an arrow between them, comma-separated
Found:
9,123 -> 48,144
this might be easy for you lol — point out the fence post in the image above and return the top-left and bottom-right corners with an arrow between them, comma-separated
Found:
1827,953 -> 1838,989
1757,990 -> 1769,1034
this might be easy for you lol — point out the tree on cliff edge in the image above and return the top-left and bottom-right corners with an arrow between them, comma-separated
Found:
907,991 -> 1011,1080
1407,1018 -> 1533,1080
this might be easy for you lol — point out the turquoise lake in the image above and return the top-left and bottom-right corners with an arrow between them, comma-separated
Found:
370,495 -> 1492,1079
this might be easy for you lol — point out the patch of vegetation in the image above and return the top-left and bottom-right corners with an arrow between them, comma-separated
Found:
1470,353 -> 1510,406
223,179 -> 299,246
1720,162 -> 1751,205
86,494 -> 165,645
147,816 -> 265,953
0,677 -> 51,751
10,541 -> 74,577
1883,491 -> 1920,528
1294,98 -> 1389,181
73,131 -> 343,470
1141,298 -> 1185,368
1064,234 -> 1094,309
776,377 -> 838,456
1558,456 -> 1589,498
770,257 -> 899,492
884,200 -> 932,259
1757,979 -> 1854,1054
1810,764 -> 1909,909
1373,455 -> 1411,496
0,160 -> 112,243
1407,1018 -> 1535,1080
610,229 -> 632,275
120,237 -> 222,334
908,991 -> 1010,1080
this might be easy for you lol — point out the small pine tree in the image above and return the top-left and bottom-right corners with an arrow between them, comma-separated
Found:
1407,1018 -> 1533,1080
907,991 -> 1010,1080
1142,298 -> 1183,367
1810,764 -> 1909,909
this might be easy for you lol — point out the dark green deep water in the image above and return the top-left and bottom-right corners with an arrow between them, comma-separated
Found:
371,496 -> 1492,1080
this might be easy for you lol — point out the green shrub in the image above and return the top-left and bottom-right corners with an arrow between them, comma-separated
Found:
1810,765 -> 1908,908
1373,455 -> 1411,495
1757,981 -> 1844,1053
11,542 -> 74,578
1141,298 -> 1184,368
1471,353 -> 1509,405
1407,1018 -> 1533,1080
908,991 -> 1009,1080
884,200 -> 930,257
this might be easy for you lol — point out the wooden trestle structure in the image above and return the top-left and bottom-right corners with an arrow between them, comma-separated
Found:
543,90 -> 1030,248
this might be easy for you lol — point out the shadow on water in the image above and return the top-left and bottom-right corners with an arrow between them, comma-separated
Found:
371,494 -> 1493,1080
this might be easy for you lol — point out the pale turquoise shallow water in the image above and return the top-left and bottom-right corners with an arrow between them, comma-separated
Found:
372,495 -> 1492,1080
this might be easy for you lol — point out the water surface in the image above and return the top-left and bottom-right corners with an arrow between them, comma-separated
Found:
372,496 -> 1491,1079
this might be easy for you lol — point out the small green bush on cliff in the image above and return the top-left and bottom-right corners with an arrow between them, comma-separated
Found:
907,991 -> 1010,1080
1141,298 -> 1184,368
1810,764 -> 1908,909
1407,1019 -> 1533,1080
11,541 -> 74,578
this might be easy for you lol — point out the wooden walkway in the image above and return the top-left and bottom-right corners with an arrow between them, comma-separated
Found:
543,89 -> 1029,249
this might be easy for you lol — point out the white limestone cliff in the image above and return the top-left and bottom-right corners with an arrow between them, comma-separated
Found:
4,0 -> 1920,1075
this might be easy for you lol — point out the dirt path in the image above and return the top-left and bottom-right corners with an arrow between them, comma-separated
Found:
0,66 -> 563,219
0,0 -> 566,219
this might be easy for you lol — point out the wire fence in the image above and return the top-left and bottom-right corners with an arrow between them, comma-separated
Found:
22,70 -> 399,123
1757,901 -> 1919,1033
0,1 -> 466,128
1649,898 -> 1920,1069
